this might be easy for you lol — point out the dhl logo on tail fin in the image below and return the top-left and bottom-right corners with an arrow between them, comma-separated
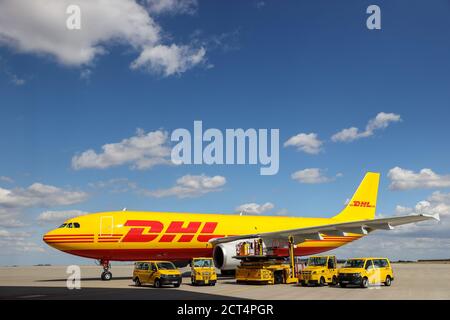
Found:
333,172 -> 380,221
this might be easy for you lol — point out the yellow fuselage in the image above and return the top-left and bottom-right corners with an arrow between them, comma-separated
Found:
43,211 -> 361,261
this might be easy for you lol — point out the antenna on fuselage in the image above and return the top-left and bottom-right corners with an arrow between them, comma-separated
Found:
122,208 -> 127,211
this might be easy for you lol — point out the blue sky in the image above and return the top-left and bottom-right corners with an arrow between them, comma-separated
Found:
1,0 -> 450,265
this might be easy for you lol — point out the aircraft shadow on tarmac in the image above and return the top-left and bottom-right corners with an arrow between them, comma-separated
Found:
0,286 -> 243,300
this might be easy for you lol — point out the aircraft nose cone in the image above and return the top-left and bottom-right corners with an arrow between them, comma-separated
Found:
43,231 -> 56,247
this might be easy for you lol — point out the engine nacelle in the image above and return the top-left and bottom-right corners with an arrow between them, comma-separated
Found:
213,242 -> 240,271
213,239 -> 258,271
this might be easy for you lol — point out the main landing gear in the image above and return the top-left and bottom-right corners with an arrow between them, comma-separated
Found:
100,260 -> 112,281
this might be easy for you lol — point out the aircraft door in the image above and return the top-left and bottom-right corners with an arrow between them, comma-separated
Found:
100,216 -> 114,236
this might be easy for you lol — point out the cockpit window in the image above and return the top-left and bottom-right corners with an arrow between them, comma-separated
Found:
58,222 -> 80,228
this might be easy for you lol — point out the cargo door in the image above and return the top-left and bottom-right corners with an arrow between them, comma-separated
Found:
100,216 -> 114,236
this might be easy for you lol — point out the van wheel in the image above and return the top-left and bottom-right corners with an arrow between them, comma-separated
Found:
300,281 -> 307,287
154,278 -> 161,288
331,276 -> 337,286
385,276 -> 392,287
319,277 -> 325,286
361,277 -> 369,288
340,282 -> 347,288
174,282 -> 181,288
134,277 -> 141,287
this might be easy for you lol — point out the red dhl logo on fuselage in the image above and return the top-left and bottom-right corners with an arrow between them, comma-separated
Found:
349,201 -> 375,208
120,220 -> 224,243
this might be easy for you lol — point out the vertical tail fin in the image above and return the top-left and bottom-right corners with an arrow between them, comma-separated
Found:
333,172 -> 380,221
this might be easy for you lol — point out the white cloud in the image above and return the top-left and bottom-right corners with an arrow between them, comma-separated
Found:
131,44 -> 205,76
388,167 -> 450,190
275,208 -> 289,216
0,183 -> 88,208
332,112 -> 401,143
284,133 -> 323,154
10,73 -> 25,85
0,229 -> 31,241
89,178 -> 138,193
37,210 -> 88,223
332,190 -> 450,260
0,176 -> 14,183
72,129 -> 172,170
145,0 -> 198,15
331,234 -> 450,261
235,202 -> 274,215
80,69 -> 92,81
0,183 -> 88,228
395,191 -> 450,219
255,2 -> 266,9
145,174 -> 226,198
0,212 -> 26,228
291,168 -> 336,184
0,0 -> 205,76
0,229 -> 45,254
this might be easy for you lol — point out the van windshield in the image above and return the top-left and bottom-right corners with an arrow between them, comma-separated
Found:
307,257 -> 327,266
344,259 -> 365,268
157,262 -> 176,270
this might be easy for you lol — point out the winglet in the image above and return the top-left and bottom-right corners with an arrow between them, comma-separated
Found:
421,213 -> 440,222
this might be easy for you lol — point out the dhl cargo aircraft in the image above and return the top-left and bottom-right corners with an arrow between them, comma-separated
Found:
43,172 -> 439,280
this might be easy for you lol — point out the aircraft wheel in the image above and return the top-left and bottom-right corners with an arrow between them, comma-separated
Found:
385,276 -> 392,287
101,271 -> 112,281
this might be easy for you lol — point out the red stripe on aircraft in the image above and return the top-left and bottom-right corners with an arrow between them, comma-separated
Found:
44,238 -> 94,240
44,234 -> 94,237
44,241 -> 94,243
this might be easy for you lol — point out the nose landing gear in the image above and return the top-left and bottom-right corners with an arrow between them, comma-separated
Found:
100,260 -> 112,281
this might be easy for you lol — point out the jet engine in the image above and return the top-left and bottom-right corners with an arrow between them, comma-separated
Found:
213,239 -> 258,272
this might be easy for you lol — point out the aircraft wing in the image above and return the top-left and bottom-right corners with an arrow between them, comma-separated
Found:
209,213 -> 440,245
